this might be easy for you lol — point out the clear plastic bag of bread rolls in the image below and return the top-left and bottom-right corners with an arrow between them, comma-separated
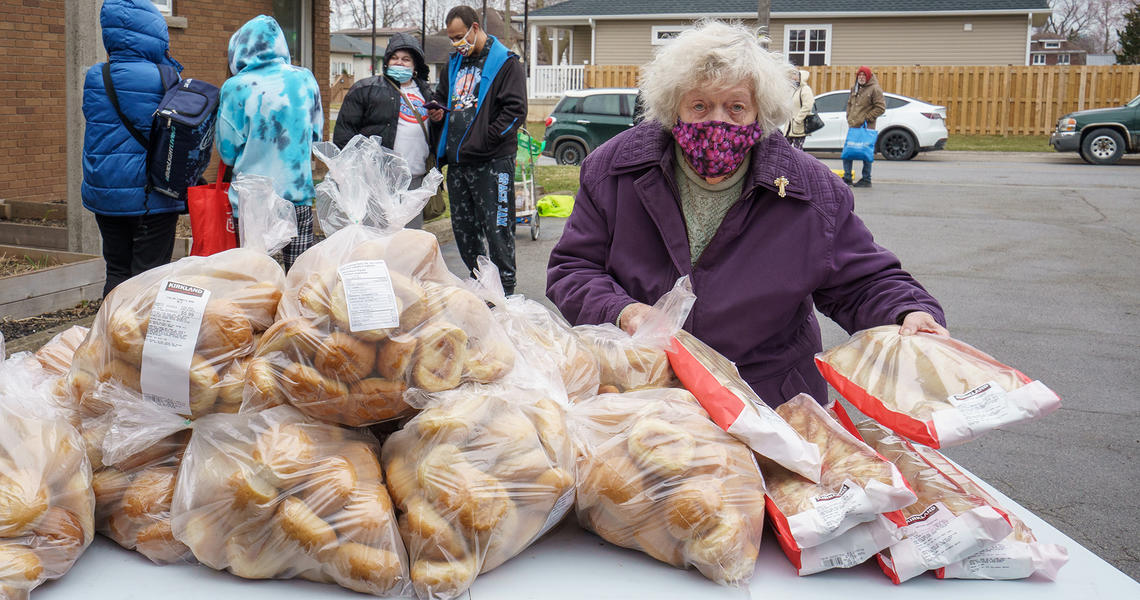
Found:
465,257 -> 599,403
169,405 -> 409,596
33,325 -> 89,378
0,353 -> 95,598
84,384 -> 193,564
381,383 -> 576,600
568,387 -> 767,586
756,394 -> 916,549
573,278 -> 695,394
816,326 -> 1061,447
61,248 -> 286,426
246,224 -> 519,426
230,174 -> 298,255
312,135 -> 442,235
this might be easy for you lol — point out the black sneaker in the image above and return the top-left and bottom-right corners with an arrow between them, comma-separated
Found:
853,179 -> 872,188
842,176 -> 853,186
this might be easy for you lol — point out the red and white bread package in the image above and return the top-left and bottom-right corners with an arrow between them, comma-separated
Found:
815,325 -> 1061,448
667,329 -> 822,482
830,404 -> 1018,584
760,395 -> 915,555
910,444 -> 1068,580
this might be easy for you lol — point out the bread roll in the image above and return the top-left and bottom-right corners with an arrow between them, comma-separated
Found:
0,470 -> 50,537
329,543 -> 404,595
409,322 -> 467,392
121,467 -> 176,519
276,496 -> 338,558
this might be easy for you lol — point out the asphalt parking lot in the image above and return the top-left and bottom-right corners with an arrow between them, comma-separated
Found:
443,149 -> 1140,580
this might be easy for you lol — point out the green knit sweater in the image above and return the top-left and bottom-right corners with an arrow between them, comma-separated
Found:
674,145 -> 750,265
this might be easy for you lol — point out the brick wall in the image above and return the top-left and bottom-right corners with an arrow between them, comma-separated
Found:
0,0 -> 67,205
0,0 -> 330,204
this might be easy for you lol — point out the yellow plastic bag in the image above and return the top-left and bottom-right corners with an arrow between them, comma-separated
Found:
536,195 -> 574,217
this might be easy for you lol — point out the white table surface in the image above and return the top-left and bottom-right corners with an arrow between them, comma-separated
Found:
34,467 -> 1139,599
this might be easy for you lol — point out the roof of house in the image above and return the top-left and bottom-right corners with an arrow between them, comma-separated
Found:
526,0 -> 1050,18
330,33 -> 376,56
1029,32 -> 1087,53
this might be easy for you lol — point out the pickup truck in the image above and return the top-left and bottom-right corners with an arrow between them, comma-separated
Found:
1050,93 -> 1140,165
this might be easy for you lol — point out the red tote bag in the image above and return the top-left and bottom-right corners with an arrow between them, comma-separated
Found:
187,162 -> 237,256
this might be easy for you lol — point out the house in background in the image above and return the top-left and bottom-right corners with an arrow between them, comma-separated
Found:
519,0 -> 1051,97
330,33 -> 378,83
1029,33 -> 1088,65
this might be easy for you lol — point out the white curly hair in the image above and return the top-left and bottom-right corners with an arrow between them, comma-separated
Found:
639,20 -> 796,137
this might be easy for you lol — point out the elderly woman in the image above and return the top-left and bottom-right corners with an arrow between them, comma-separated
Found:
546,21 -> 947,408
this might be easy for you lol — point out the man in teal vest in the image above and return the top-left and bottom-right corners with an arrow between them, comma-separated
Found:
427,5 -> 527,294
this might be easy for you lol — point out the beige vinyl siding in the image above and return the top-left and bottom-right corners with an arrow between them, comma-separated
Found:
773,15 -> 1029,66
572,25 -> 591,65
591,14 -> 1028,67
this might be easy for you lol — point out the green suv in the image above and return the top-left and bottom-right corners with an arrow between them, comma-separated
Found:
543,88 -> 640,165
1050,93 -> 1140,165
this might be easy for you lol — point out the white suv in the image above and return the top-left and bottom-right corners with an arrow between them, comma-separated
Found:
803,91 -> 949,160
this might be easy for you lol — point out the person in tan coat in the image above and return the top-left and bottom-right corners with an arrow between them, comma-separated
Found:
785,69 -> 814,149
843,66 -> 886,187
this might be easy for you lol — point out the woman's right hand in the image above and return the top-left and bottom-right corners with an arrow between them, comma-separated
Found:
617,302 -> 654,335
428,108 -> 444,122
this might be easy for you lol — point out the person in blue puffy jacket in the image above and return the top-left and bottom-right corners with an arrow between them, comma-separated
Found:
217,15 -> 323,272
82,0 -> 184,297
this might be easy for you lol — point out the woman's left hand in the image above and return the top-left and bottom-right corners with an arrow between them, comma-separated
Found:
899,311 -> 949,337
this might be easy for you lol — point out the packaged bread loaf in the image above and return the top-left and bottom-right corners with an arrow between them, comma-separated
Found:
840,411 -> 1015,584
903,442 -> 1068,581
381,383 -> 575,599
569,388 -> 767,586
245,137 -> 513,427
466,257 -> 600,402
0,353 -> 95,597
170,406 -> 408,596
759,395 -> 915,550
816,326 -> 1061,448
667,329 -> 822,482
62,247 -> 286,423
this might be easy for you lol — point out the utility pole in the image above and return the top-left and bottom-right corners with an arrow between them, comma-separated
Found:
757,0 -> 770,48
370,0 -> 377,75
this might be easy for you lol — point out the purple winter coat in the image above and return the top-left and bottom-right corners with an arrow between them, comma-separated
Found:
546,121 -> 946,407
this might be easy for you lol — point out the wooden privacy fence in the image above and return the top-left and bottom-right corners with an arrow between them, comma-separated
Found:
584,65 -> 1140,136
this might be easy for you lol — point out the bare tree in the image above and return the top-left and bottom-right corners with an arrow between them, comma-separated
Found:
331,0 -> 413,29
1043,0 -> 1093,38
1086,0 -> 1132,53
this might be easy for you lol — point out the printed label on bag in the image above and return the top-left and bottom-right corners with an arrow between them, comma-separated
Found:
903,502 -> 972,566
140,280 -> 211,414
817,549 -> 868,570
948,381 -> 1013,429
537,489 -> 576,538
337,260 -> 399,332
956,541 -> 1031,577
810,480 -> 862,530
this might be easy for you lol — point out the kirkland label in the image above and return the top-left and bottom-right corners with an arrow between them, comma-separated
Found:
948,381 -> 1013,429
140,280 -> 211,414
810,480 -> 862,531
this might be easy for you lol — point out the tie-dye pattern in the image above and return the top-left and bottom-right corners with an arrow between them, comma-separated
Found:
217,15 -> 323,216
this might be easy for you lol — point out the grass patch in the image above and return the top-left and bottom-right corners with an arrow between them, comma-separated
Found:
946,135 -> 1052,152
535,165 -> 580,195
523,121 -> 546,143
0,253 -> 59,277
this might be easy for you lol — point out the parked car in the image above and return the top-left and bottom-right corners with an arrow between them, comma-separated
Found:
543,88 -> 640,165
803,91 -> 948,160
1050,93 -> 1140,165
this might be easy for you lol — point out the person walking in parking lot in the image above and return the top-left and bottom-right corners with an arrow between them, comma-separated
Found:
843,66 -> 885,187
426,5 -> 527,294
785,69 -> 814,149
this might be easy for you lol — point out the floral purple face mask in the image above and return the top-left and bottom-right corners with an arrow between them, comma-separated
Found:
672,120 -> 763,179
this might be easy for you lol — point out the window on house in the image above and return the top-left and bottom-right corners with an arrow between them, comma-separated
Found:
1032,53 -> 1046,65
1058,53 -> 1071,65
1043,41 -> 1061,49
274,0 -> 313,70
651,26 -> 694,46
151,0 -> 172,14
784,25 -> 831,66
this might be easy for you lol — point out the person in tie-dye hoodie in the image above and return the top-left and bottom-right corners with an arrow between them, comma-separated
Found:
217,15 -> 323,270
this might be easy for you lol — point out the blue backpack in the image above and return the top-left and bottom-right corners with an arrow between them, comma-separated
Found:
102,63 -> 220,202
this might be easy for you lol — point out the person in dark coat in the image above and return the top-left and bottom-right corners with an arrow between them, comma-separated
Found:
426,5 -> 527,294
82,0 -> 184,297
546,21 -> 948,408
334,32 -> 436,228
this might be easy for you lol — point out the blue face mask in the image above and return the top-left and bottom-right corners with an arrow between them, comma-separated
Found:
386,65 -> 413,83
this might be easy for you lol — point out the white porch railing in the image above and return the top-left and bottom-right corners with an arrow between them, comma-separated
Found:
529,65 -> 585,98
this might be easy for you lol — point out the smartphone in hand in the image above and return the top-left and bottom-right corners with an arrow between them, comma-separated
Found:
423,100 -> 451,112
